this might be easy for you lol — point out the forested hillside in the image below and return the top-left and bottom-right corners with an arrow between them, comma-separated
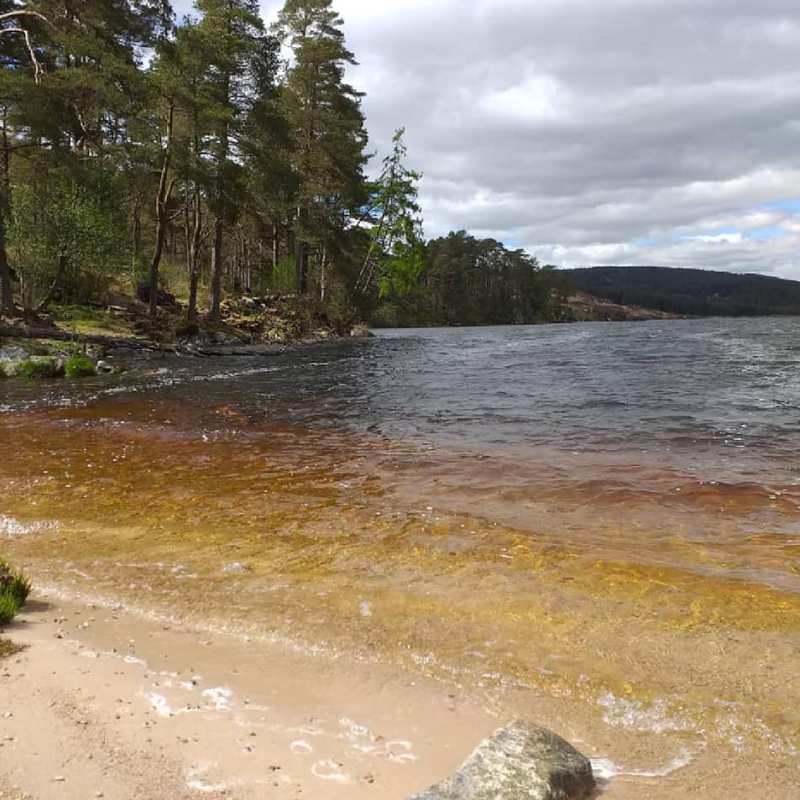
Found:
565,266 -> 800,317
0,0 -> 425,336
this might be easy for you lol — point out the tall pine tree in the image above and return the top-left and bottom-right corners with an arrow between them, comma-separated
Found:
276,0 -> 367,295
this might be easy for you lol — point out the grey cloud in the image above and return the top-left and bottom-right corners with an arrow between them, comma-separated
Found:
174,0 -> 800,277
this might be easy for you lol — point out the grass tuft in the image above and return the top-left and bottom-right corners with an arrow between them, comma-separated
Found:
0,560 -> 31,625
17,357 -> 63,379
64,354 -> 97,379
0,637 -> 24,660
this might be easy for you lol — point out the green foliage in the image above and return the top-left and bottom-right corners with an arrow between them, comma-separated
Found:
0,560 -> 31,626
373,231 -> 564,327
174,320 -> 200,338
8,163 -> 130,308
17,357 -> 63,379
64,355 -> 97,379
357,128 -> 425,297
0,0 -> 409,327
268,256 -> 299,294
54,305 -> 135,338
0,594 -> 18,626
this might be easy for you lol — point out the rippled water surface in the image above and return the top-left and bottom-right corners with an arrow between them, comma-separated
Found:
2,318 -> 799,791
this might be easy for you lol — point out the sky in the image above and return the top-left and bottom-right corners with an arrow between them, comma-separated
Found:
174,0 -> 800,278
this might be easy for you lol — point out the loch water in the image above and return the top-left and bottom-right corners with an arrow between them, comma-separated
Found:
2,317 -> 799,793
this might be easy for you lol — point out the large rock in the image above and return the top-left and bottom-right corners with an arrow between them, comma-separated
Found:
409,721 -> 595,800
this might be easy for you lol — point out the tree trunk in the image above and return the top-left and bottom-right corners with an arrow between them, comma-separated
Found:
187,183 -> 202,323
271,220 -> 279,282
36,249 -> 67,312
208,67 -> 230,322
0,214 -> 12,315
148,104 -> 175,322
0,106 -> 14,316
209,217 -> 224,320
295,206 -> 309,294
320,246 -> 327,304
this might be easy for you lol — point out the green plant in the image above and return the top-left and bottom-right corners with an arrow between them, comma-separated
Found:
8,573 -> 30,606
17,357 -> 63,379
0,561 -> 31,626
64,355 -> 97,379
0,593 -> 19,626
175,320 -> 200,338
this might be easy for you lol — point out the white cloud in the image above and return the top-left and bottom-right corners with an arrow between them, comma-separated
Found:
685,233 -> 744,244
171,0 -> 800,279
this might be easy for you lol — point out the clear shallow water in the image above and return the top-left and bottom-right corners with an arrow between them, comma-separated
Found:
2,318 -> 800,788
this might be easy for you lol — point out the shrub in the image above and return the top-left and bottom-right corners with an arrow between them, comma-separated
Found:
175,320 -> 200,338
0,593 -> 18,626
17,357 -> 63,379
0,561 -> 31,626
64,354 -> 96,379
8,572 -> 30,606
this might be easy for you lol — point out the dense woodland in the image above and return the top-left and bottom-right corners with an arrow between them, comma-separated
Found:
0,0 -> 575,336
566,266 -> 800,317
0,0 -> 436,332
373,231 -> 571,327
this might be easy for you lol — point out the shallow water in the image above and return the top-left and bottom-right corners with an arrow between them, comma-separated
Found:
1,318 -> 799,791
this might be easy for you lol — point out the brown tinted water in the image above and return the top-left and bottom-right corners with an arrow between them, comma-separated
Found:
1,320 -> 799,794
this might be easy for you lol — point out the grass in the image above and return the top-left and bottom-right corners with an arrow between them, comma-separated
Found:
0,637 -> 24,659
17,357 -> 63,379
64,354 -> 97,379
0,560 -> 31,625
53,303 -> 137,338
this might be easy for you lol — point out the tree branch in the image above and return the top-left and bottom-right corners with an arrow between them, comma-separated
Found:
0,11 -> 51,84
2,26 -> 42,82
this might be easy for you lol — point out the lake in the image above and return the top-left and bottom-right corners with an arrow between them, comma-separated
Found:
2,317 -> 799,795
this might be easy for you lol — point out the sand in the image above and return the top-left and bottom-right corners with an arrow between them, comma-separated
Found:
0,592 -> 501,800
2,589 -> 798,799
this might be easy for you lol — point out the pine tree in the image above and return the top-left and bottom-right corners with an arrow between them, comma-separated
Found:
193,0 -> 262,321
276,0 -> 368,295
356,128 -> 424,297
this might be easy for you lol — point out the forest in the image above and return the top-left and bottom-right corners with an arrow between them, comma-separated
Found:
565,266 -> 800,318
0,0 -> 436,336
372,231 -> 571,327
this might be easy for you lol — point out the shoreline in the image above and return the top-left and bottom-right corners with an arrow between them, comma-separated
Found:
2,320 -> 800,799
0,589 -> 503,800
1,583 -> 793,800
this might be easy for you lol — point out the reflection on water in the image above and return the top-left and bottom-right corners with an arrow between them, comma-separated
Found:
1,318 -> 800,782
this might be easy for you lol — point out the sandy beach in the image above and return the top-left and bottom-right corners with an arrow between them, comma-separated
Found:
2,584 -> 797,800
0,591 -> 504,800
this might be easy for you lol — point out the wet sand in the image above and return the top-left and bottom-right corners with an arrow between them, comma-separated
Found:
2,589 -> 795,800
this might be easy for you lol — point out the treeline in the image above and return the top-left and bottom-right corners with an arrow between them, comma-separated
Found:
372,231 -> 571,327
565,266 -> 800,317
0,0 -> 422,328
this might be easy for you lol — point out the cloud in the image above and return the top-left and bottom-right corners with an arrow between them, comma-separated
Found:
173,0 -> 800,278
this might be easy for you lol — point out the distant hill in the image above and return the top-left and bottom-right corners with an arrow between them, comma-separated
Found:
562,266 -> 800,317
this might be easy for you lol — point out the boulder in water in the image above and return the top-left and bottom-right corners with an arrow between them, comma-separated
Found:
408,721 -> 595,800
